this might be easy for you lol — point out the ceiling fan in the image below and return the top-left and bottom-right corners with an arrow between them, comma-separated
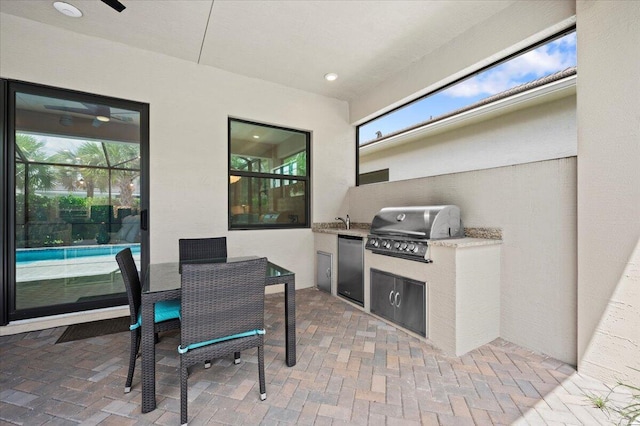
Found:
44,103 -> 133,127
101,0 -> 126,13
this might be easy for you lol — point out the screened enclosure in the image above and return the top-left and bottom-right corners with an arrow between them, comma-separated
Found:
15,133 -> 141,250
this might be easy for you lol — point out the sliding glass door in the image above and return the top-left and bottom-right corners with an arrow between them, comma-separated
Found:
2,80 -> 149,322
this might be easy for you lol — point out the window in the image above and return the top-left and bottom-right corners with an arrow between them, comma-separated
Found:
229,118 -> 310,229
357,28 -> 576,184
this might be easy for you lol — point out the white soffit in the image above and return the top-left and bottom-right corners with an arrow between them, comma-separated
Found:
198,0 -> 515,101
0,0 -> 213,63
0,0 -> 518,101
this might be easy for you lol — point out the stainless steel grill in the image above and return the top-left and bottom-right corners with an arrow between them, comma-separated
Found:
365,205 -> 463,262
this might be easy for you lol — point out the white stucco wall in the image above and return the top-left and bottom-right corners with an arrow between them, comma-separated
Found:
348,158 -> 577,364
576,0 -> 640,384
360,95 -> 576,180
0,13 -> 353,296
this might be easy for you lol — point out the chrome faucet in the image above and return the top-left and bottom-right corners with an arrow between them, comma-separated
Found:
335,215 -> 350,230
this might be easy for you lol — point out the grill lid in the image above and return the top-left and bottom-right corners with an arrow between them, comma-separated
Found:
370,205 -> 463,240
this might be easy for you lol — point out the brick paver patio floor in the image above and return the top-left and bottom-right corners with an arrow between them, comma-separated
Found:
0,288 -> 633,425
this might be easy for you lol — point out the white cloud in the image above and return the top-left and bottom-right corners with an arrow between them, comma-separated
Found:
445,33 -> 576,98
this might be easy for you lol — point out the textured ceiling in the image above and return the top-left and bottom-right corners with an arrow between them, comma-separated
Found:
0,0 -> 517,101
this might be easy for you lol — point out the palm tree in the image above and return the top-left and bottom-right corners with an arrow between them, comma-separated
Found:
50,141 -> 140,207
15,134 -> 58,227
105,143 -> 140,207
75,142 -> 110,198
15,134 -> 55,194
49,149 -> 83,193
51,141 -> 110,198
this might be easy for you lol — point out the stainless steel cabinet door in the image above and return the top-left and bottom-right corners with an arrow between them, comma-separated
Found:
316,251 -> 332,293
337,236 -> 364,305
397,278 -> 426,336
371,269 -> 426,337
370,269 -> 396,322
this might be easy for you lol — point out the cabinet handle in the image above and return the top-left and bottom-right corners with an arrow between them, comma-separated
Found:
326,268 -> 331,278
395,291 -> 401,308
389,290 -> 395,306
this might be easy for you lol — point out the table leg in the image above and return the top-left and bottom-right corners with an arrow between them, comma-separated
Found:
284,277 -> 296,367
141,300 -> 156,413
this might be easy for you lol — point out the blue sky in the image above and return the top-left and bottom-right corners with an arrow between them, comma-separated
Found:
359,31 -> 577,144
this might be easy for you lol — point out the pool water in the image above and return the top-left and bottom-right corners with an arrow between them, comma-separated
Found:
16,243 -> 140,264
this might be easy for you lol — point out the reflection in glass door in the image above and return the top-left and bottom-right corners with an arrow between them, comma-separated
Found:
7,83 -> 148,320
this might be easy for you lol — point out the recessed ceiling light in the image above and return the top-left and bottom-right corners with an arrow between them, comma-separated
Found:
253,135 -> 260,139
324,73 -> 338,82
53,2 -> 83,18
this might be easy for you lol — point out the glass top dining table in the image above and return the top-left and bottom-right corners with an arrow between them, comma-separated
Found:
140,256 -> 296,413
142,256 -> 294,293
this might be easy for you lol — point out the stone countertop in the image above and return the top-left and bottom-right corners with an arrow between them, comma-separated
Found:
312,223 -> 502,247
311,225 -> 369,238
427,237 -> 502,248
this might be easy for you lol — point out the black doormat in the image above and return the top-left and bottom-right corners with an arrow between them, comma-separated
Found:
56,317 -> 130,344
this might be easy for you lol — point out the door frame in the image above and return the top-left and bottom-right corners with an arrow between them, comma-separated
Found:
1,79 -> 150,324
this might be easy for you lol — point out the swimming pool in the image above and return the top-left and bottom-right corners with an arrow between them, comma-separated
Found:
16,243 -> 140,264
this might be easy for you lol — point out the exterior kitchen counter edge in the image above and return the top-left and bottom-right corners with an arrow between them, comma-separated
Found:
312,225 -> 369,238
428,237 -> 502,248
312,224 -> 502,247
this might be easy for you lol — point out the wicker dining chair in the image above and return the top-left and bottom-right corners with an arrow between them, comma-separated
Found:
178,236 -> 240,366
116,248 -> 181,393
178,237 -> 227,273
178,257 -> 268,425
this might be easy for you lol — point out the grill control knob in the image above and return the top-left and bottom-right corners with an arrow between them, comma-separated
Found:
382,241 -> 391,249
412,245 -> 420,253
393,242 -> 400,249
371,239 -> 379,247
408,244 -> 415,252
400,243 -> 408,250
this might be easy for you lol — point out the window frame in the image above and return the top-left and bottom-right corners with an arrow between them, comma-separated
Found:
228,117 -> 311,230
356,25 -> 576,186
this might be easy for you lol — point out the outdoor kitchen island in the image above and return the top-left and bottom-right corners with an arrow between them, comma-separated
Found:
314,225 -> 502,356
